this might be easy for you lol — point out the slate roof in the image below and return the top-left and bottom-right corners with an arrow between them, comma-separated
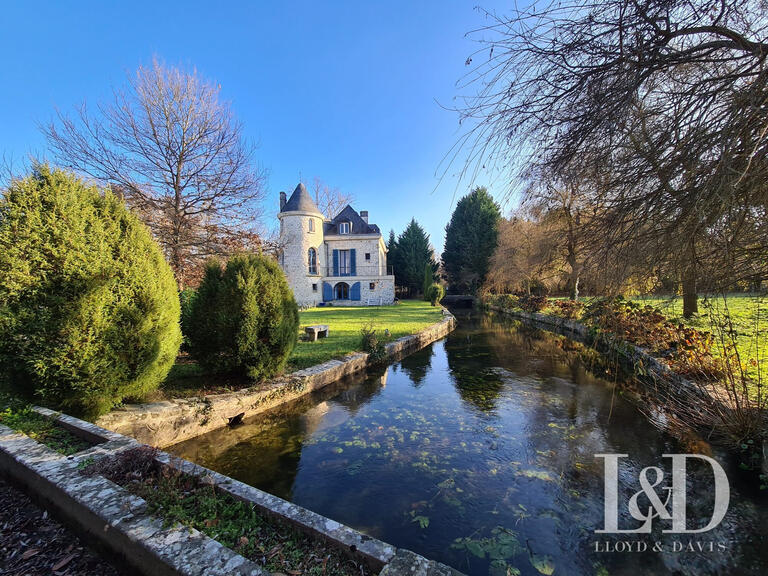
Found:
324,204 -> 380,235
280,183 -> 322,214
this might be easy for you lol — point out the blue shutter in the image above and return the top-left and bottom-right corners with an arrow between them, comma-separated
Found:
350,249 -> 356,276
332,250 -> 339,276
322,282 -> 333,302
351,282 -> 361,301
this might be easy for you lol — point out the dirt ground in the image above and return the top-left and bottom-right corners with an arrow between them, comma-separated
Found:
0,476 -> 124,576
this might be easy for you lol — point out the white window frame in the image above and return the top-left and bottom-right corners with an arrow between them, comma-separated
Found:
308,247 -> 317,274
339,222 -> 351,234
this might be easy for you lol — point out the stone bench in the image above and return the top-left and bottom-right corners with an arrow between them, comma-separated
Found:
305,324 -> 330,342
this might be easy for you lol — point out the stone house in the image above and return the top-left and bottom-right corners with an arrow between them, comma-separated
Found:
277,183 -> 396,307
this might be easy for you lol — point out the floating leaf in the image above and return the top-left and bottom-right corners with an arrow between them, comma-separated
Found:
527,541 -> 556,575
516,469 -> 555,482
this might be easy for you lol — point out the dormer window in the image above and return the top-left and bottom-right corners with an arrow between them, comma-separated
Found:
339,222 -> 351,234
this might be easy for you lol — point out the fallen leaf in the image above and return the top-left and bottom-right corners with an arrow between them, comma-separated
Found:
52,553 -> 77,571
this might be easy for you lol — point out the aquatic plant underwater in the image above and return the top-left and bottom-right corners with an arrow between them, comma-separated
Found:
170,315 -> 768,576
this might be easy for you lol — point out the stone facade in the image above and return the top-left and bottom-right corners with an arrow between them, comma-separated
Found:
278,207 -> 325,306
277,183 -> 395,307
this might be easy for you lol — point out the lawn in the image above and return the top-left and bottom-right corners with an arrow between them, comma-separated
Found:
632,293 -> 768,382
287,299 -> 444,371
153,299 -> 444,399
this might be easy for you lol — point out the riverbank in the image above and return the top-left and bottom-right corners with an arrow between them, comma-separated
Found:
95,307 -> 456,448
484,301 -> 768,474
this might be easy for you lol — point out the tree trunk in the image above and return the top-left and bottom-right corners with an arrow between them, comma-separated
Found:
565,205 -> 581,301
569,274 -> 580,301
682,236 -> 698,318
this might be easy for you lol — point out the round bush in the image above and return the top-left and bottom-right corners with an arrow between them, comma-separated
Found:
0,166 -> 182,417
426,283 -> 445,306
185,253 -> 299,379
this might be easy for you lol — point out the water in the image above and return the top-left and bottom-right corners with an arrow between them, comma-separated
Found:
169,312 -> 767,576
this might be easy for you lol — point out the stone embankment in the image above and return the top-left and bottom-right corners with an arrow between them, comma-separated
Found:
486,305 -> 712,403
97,308 -> 457,447
1,408 -> 463,576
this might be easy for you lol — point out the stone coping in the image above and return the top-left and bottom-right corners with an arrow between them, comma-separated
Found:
96,307 -> 457,448
0,409 -> 463,576
0,421 -> 265,576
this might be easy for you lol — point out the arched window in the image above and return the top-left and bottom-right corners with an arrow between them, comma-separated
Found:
308,218 -> 315,232
308,248 -> 317,274
334,282 -> 349,300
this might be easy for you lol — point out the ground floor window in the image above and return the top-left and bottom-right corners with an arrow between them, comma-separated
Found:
312,283 -> 317,292
369,282 -> 375,290
335,282 -> 349,300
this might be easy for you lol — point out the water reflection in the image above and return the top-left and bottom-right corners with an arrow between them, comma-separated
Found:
399,344 -> 434,387
169,313 -> 767,576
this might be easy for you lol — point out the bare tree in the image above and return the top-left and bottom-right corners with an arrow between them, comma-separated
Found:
306,177 -> 354,219
524,165 -> 595,300
455,0 -> 768,316
44,58 -> 266,288
484,215 -> 560,295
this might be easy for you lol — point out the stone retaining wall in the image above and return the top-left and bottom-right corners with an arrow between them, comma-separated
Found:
96,308 -> 457,448
486,305 -> 712,403
1,409 -> 462,576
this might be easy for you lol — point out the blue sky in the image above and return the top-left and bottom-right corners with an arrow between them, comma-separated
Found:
0,1 -> 517,253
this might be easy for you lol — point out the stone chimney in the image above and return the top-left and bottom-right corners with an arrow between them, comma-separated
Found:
279,191 -> 287,210
360,210 -> 369,224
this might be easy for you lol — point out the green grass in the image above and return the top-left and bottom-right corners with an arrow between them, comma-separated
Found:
287,299 -> 444,371
631,293 -> 768,382
0,402 -> 92,455
150,300 -> 443,399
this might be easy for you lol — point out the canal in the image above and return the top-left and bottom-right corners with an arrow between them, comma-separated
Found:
169,311 -> 767,576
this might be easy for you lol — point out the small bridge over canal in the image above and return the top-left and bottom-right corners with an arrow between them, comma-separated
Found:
440,294 -> 476,309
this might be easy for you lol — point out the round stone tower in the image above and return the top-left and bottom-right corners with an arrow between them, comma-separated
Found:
277,183 -> 326,307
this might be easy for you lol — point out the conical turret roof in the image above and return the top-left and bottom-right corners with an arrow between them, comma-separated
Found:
280,183 -> 322,214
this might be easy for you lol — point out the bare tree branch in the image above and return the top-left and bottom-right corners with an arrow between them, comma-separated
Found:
44,58 -> 267,288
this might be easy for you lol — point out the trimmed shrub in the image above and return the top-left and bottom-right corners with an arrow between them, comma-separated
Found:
423,262 -> 434,301
426,283 -> 445,306
179,288 -> 197,351
185,253 -> 299,379
0,166 -> 181,418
